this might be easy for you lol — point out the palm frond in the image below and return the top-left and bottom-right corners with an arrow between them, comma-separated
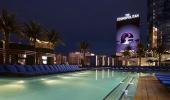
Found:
80,41 -> 89,52
24,21 -> 43,44
0,9 -> 23,39
46,29 -> 63,47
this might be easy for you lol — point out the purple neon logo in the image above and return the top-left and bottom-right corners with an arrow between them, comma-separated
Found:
121,33 -> 134,44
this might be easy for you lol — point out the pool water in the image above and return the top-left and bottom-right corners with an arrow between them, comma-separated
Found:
0,70 -> 138,100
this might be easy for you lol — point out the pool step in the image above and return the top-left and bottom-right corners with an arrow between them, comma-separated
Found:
103,75 -> 136,100
120,76 -> 138,100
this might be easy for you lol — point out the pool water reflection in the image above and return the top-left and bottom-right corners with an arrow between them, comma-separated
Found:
0,70 -> 138,100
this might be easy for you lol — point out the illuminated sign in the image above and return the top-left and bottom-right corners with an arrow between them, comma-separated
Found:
117,13 -> 139,21
116,13 -> 140,53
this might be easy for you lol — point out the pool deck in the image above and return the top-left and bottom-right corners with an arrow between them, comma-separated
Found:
135,76 -> 170,100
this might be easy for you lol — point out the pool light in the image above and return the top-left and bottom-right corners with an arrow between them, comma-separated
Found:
43,79 -> 63,85
40,78 -> 46,81
16,80 -> 25,84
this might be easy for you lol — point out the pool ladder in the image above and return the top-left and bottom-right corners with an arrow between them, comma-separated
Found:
103,76 -> 136,100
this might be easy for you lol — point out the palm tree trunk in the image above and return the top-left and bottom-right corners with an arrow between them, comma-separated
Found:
125,57 -> 127,66
125,59 -> 127,66
83,51 -> 86,67
3,32 -> 10,64
159,53 -> 161,66
34,39 -> 36,65
139,57 -> 141,66
138,57 -> 141,66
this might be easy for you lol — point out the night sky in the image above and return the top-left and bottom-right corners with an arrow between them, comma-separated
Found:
0,0 -> 148,55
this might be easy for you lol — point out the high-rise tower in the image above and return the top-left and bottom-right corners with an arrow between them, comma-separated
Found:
148,0 -> 170,49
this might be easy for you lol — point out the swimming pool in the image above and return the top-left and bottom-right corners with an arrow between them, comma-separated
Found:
0,70 -> 138,100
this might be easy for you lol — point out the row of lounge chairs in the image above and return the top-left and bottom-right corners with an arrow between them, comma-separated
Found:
112,66 -> 170,72
0,65 -> 80,76
155,73 -> 170,87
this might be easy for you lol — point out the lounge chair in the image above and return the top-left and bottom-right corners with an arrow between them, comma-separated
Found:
5,65 -> 19,74
32,65 -> 43,75
161,80 -> 170,87
49,65 -> 56,73
39,65 -> 48,74
0,65 -> 7,74
15,65 -> 34,75
44,65 -> 52,73
53,65 -> 59,73
24,65 -> 36,75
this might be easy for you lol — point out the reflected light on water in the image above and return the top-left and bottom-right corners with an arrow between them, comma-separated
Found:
75,72 -> 91,75
102,70 -> 105,79
16,80 -> 25,84
43,79 -> 63,85
40,78 -> 46,81
112,71 -> 114,77
120,81 -> 124,84
96,70 -> 98,80
0,82 -> 25,93
129,82 -> 134,85
71,73 -> 87,77
61,76 -> 74,79
107,69 -> 110,78
78,72 -> 89,75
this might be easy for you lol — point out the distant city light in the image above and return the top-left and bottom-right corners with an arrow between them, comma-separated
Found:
108,57 -> 110,66
91,53 -> 95,56
43,61 -> 47,64
23,54 -> 27,58
42,56 -> 47,60
153,26 -> 158,31
96,56 -> 98,66
75,52 -> 80,55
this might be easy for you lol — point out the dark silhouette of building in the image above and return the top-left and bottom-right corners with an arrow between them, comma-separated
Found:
148,0 -> 170,49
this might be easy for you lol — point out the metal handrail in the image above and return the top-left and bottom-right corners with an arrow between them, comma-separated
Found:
0,48 -> 35,55
103,76 -> 129,100
119,77 -> 135,99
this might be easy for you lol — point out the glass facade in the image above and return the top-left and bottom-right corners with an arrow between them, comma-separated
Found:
148,0 -> 170,49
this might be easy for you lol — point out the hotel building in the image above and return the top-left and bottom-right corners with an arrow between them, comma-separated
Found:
148,0 -> 170,49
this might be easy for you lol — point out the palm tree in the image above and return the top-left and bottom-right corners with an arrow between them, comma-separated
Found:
156,45 -> 165,66
122,45 -> 131,66
146,59 -> 154,66
24,21 -> 42,64
0,9 -> 22,64
45,29 -> 64,65
46,29 -> 64,48
80,41 -> 89,67
136,43 -> 145,66
151,47 -> 157,57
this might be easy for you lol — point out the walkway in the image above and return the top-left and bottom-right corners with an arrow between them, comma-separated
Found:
135,76 -> 170,100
